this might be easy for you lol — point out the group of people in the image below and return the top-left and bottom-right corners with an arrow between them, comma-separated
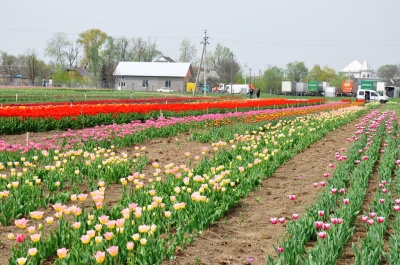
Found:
249,85 -> 261,99
42,77 -> 53,87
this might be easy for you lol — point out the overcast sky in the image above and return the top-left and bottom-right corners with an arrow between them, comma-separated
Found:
1,0 -> 399,74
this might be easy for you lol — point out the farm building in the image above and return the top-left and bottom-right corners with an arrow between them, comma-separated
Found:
113,61 -> 193,92
340,59 -> 374,79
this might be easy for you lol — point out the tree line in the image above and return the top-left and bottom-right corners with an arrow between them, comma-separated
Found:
0,28 -> 399,92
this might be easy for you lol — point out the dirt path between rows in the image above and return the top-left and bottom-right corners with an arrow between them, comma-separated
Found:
0,113 -> 367,265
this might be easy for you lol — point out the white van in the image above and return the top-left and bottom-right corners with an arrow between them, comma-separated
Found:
357,89 -> 388,103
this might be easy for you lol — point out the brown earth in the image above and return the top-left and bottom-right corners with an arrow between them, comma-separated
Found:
0,114 -> 366,265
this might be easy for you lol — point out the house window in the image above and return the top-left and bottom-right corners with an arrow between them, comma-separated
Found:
142,80 -> 148,87
119,82 -> 126,87
120,76 -> 124,79
165,80 -> 171,87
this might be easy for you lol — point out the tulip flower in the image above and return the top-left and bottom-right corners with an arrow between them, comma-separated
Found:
16,258 -> 27,265
382,189 -> 388,193
140,238 -> 147,245
395,199 -> 400,205
367,219 -> 374,225
312,182 -> 318,188
278,217 -> 286,224
343,198 -> 350,205
127,242 -> 134,250
277,247 -> 284,253
8,233 -> 15,240
340,188 -> 345,194
318,231 -> 327,239
377,217 -> 385,223
328,163 -> 335,168
57,248 -> 68,259
320,182 -> 326,187
323,223 -> 331,230
94,251 -> 106,263
361,216 -> 368,222
28,248 -> 38,256
15,234 -> 25,243
107,246 -> 118,257
289,194 -> 296,200
379,199 -> 385,204
318,210 -> 324,217
270,218 -> 278,225
292,213 -> 299,220
323,173 -> 330,178
81,235 -> 91,244
394,206 -> 400,211
369,212 -> 376,218
15,218 -> 29,229
331,188 -> 337,194
315,221 -> 323,229
30,233 -> 41,243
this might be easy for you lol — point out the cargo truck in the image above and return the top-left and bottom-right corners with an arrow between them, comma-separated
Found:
219,84 -> 249,94
281,81 -> 296,95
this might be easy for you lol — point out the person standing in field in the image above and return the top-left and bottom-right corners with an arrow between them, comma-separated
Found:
256,88 -> 261,99
42,77 -> 46,87
49,77 -> 53,87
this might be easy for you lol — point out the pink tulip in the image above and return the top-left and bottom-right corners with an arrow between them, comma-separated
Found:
278,217 -> 286,224
289,194 -> 296,201
331,188 -> 337,194
337,218 -> 343,224
315,221 -> 323,229
361,216 -> 368,222
329,163 -> 335,168
340,188 -> 345,194
246,257 -> 254,262
331,218 -> 338,224
318,231 -> 327,239
107,246 -> 118,257
320,182 -> 326,187
394,205 -> 400,211
341,148 -> 346,151
323,223 -> 331,230
395,199 -> 400,205
362,156 -> 368,161
292,213 -> 299,220
270,218 -> 278,225
355,160 -> 360,165
382,189 -> 388,193
312,182 -> 318,188
369,212 -> 376,218
94,251 -> 106,263
367,219 -> 374,225
379,199 -> 385,204
15,234 -> 25,243
318,210 -> 324,217
323,173 -> 330,178
277,247 -> 284,253
378,183 -> 384,189
377,217 -> 385,223
343,198 -> 350,205
359,149 -> 363,154
381,180 -> 387,185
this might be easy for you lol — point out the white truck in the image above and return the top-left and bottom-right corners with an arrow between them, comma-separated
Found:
281,81 -> 296,95
356,89 -> 388,103
218,84 -> 249,94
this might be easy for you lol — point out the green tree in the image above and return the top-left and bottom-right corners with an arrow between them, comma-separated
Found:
0,52 -> 19,82
77,29 -> 108,76
377,64 -> 400,85
22,49 -> 47,85
260,66 -> 284,94
285,61 -> 308,82
330,72 -> 349,91
305,65 -> 337,82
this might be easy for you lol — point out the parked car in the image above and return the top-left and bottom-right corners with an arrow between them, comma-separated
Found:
157,87 -> 174,92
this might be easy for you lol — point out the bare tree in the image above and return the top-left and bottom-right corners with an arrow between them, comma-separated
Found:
130,37 -> 161,62
66,40 -> 80,68
178,39 -> 197,63
115,37 -> 130,61
45,32 -> 70,67
22,49 -> 46,85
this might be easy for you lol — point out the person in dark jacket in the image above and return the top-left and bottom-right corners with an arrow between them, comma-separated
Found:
256,88 -> 261,99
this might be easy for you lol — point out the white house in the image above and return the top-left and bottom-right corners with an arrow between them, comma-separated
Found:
340,59 -> 374,79
113,62 -> 193,92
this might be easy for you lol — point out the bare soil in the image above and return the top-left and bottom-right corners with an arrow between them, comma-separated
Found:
0,114 -> 365,265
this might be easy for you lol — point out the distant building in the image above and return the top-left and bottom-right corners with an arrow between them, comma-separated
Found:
154,56 -> 175,63
113,62 -> 193,92
340,59 -> 374,79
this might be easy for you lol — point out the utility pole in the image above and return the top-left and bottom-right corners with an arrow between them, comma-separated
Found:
244,63 -> 248,85
201,30 -> 209,97
249,68 -> 252,86
231,52 -> 234,94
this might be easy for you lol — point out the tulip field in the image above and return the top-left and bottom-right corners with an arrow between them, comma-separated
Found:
0,93 -> 399,265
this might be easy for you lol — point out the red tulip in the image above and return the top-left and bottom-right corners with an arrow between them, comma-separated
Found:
369,212 -> 376,218
277,247 -> 284,253
361,216 -> 368,222
15,234 -> 25,243
292,213 -> 299,220
270,218 -> 278,225
315,221 -> 323,229
377,217 -> 385,223
343,198 -> 350,205
318,210 -> 324,217
278,217 -> 286,224
289,194 -> 296,201
318,231 -> 327,239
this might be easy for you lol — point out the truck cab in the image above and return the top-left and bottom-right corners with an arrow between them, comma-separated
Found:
357,89 -> 388,103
